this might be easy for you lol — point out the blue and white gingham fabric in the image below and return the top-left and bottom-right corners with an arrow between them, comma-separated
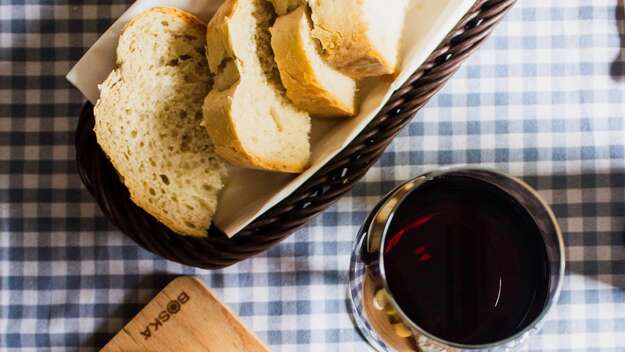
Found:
2,0 -> 625,350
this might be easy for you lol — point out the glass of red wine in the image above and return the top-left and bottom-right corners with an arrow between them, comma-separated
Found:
348,168 -> 564,351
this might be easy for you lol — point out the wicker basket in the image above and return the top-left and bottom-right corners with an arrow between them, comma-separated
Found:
75,0 -> 516,269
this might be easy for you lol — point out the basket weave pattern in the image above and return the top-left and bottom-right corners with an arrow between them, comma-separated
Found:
75,0 -> 516,269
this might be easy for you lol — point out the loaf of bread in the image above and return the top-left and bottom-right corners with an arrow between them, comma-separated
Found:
203,0 -> 311,173
271,6 -> 356,117
94,7 -> 226,237
269,0 -> 409,79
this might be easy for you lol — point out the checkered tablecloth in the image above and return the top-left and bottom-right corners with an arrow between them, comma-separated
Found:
1,0 -> 625,350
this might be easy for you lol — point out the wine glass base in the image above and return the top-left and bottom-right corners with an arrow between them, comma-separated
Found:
348,232 -> 420,352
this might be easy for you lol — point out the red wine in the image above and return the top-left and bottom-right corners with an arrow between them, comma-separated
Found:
383,175 -> 550,345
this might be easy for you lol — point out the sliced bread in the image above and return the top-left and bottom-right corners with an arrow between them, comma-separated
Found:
203,0 -> 312,173
309,0 -> 409,78
268,0 -> 409,79
271,6 -> 356,117
94,7 -> 227,237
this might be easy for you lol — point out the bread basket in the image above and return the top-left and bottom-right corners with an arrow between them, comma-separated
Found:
75,0 -> 516,269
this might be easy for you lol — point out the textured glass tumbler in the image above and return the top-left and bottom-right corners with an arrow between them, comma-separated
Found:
348,168 -> 565,352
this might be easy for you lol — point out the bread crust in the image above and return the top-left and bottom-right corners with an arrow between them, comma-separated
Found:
204,0 -> 238,72
124,6 -> 206,31
309,0 -> 393,78
268,0 -> 405,78
269,0 -> 305,15
271,6 -> 356,118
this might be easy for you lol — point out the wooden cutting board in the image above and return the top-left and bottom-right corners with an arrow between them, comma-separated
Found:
101,276 -> 270,352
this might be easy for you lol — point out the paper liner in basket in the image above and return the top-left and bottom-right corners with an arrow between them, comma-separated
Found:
66,0 -> 475,237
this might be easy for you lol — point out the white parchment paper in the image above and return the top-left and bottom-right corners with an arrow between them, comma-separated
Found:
66,0 -> 475,236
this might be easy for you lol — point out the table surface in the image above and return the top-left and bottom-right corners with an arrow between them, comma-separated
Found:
2,0 -> 625,351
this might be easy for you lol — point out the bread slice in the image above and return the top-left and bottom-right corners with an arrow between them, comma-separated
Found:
203,0 -> 311,173
310,0 -> 409,78
268,0 -> 409,78
271,6 -> 356,117
94,7 -> 227,237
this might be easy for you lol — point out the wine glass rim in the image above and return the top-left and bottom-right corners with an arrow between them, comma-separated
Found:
376,167 -> 566,350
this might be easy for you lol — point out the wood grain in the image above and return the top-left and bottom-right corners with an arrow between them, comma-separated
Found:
101,277 -> 270,352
